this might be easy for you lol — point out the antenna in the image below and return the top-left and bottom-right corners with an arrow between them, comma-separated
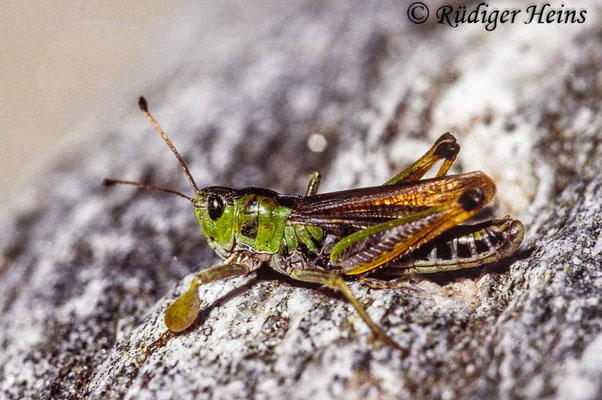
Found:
103,178 -> 195,203
138,96 -> 200,192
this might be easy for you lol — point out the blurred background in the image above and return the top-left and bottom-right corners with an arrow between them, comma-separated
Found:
1,1 -> 170,202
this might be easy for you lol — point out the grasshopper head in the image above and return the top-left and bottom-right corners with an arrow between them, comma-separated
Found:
193,186 -> 238,251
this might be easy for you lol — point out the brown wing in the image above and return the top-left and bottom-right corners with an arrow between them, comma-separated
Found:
289,172 -> 493,230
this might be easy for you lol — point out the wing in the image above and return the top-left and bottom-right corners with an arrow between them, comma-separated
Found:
291,171 -> 497,275
331,197 -> 477,274
289,172 -> 494,230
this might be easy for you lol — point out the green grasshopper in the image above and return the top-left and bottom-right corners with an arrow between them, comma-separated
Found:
104,97 -> 524,349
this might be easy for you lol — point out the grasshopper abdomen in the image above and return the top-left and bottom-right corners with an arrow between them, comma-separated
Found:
385,218 -> 524,275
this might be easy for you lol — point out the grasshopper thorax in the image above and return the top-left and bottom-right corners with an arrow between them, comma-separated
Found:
194,186 -> 298,259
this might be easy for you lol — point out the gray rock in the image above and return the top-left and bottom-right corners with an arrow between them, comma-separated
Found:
1,1 -> 601,399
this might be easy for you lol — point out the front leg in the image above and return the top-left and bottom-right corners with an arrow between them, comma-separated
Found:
165,262 -> 252,332
290,268 -> 401,350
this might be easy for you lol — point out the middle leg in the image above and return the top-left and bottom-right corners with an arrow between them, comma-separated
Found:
290,268 -> 401,350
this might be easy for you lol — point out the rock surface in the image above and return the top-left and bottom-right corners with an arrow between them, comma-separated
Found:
1,1 -> 601,399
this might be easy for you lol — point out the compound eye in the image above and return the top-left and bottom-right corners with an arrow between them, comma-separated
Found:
207,195 -> 225,221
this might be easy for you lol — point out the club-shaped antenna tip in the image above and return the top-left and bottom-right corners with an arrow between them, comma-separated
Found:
138,96 -> 148,112
102,178 -> 116,187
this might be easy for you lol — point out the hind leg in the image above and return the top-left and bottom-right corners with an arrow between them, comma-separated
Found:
384,133 -> 460,185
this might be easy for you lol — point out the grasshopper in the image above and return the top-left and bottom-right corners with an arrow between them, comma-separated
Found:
104,97 -> 524,349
